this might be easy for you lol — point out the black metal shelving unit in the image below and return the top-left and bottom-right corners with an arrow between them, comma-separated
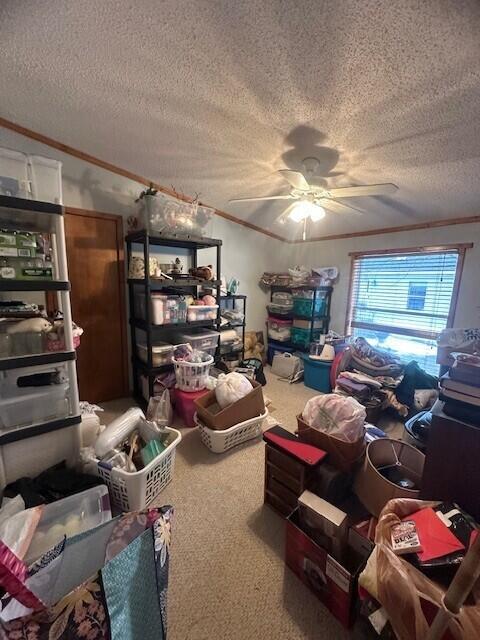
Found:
267,285 -> 333,356
219,294 -> 247,361
125,230 -> 222,405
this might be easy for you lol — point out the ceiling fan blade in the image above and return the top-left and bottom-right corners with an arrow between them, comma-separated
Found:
319,198 -> 363,215
327,183 -> 398,198
278,170 -> 310,191
229,194 -> 293,203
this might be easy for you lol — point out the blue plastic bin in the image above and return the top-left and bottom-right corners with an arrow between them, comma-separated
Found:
302,355 -> 332,392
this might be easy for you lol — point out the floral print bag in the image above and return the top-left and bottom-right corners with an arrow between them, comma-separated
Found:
0,506 -> 173,640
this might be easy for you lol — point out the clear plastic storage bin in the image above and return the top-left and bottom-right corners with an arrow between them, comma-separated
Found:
0,147 -> 31,198
139,194 -> 214,237
137,342 -> 174,366
134,293 -> 187,325
29,154 -> 63,204
0,363 -> 71,431
267,316 -> 292,342
187,304 -> 218,322
25,486 -> 112,563
174,328 -> 220,356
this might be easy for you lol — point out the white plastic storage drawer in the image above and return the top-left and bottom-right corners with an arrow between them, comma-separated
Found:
174,328 -> 220,355
29,154 -> 63,204
0,147 -> 31,199
0,362 -> 71,431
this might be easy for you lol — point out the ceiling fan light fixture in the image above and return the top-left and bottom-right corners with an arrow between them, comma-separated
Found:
289,200 -> 325,223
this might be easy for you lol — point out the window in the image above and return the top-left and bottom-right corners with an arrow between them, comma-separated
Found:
346,245 -> 470,375
407,283 -> 427,311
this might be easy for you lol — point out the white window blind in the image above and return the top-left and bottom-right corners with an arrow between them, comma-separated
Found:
347,249 -> 460,374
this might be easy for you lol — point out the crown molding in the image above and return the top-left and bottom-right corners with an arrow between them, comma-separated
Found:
2,116 -> 479,246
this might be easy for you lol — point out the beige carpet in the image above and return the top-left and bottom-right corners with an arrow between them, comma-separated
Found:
100,371 -> 401,639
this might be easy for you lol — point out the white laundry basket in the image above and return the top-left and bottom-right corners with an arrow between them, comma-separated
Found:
196,409 -> 268,453
96,427 -> 181,511
174,355 -> 214,391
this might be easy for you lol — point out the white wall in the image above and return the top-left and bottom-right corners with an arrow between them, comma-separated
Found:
286,224 -> 480,334
0,126 -> 283,334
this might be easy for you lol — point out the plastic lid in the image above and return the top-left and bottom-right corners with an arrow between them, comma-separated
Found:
29,154 -> 62,168
138,342 -> 173,353
0,147 -> 28,161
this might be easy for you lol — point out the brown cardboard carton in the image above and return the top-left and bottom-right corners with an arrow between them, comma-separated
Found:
296,415 -> 365,472
194,381 -> 265,430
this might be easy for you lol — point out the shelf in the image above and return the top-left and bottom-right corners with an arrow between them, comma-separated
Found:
126,230 -> 222,249
133,355 -> 174,376
0,350 -> 76,371
267,338 -> 309,353
0,280 -> 69,292
219,323 -> 245,329
130,318 -> 218,331
293,314 -> 330,321
128,278 -> 221,289
0,196 -> 63,232
0,414 -> 82,446
220,294 -> 246,300
270,285 -> 333,293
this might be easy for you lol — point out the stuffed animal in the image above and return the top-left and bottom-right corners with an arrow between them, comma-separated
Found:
7,318 -> 52,334
244,331 -> 265,363
189,265 -> 214,281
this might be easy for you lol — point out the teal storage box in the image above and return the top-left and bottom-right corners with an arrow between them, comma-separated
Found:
293,297 -> 326,317
291,327 -> 322,349
302,356 -> 332,392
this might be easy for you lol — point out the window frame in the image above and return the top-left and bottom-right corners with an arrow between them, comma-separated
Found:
344,243 -> 472,339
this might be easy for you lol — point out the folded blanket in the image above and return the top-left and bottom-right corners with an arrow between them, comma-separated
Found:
340,370 -> 383,389
336,375 -> 372,400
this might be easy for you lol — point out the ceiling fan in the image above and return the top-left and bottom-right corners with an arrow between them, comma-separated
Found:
229,157 -> 398,239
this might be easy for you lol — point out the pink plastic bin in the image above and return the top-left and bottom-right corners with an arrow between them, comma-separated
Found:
173,387 -> 209,427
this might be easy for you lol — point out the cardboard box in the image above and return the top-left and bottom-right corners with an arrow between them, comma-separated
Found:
0,233 -> 36,257
285,508 -> 364,628
348,517 -> 377,560
298,491 -> 347,557
194,380 -> 265,431
297,415 -> 365,472
293,318 -> 325,330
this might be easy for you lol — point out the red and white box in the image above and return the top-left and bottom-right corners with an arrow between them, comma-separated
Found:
285,508 -> 364,628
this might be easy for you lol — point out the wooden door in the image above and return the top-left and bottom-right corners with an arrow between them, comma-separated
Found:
64,208 -> 128,402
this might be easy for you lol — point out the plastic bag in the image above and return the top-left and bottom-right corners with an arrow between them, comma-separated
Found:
302,394 -> 366,442
359,498 -> 480,640
146,390 -> 172,428
0,505 -> 43,604
215,372 -> 253,409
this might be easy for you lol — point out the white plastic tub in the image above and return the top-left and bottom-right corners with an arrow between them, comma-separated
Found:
96,426 -> 182,511
137,342 -> 174,366
29,154 -> 63,204
0,147 -> 31,198
196,409 -> 268,453
187,304 -> 218,322
25,486 -> 112,563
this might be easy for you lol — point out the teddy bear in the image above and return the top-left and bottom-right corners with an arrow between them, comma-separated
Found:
244,332 -> 266,363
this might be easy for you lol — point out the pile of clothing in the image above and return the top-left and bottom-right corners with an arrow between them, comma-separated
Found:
334,337 -> 438,418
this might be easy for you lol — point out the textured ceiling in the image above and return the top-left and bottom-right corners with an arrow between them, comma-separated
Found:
1,0 -> 480,240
